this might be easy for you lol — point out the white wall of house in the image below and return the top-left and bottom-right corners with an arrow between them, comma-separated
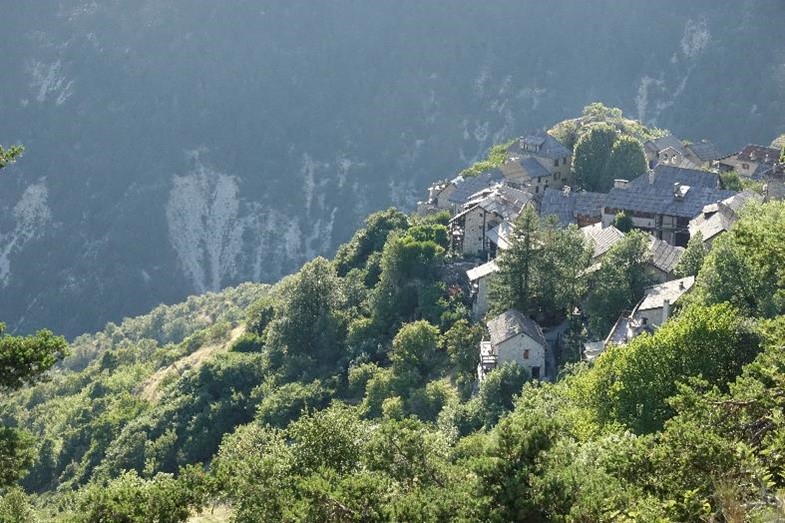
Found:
495,334 -> 546,378
601,210 -> 656,231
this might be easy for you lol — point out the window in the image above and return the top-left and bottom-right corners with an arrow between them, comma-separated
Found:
555,172 -> 560,179
563,158 -> 568,165
523,349 -> 529,359
535,186 -> 539,194
531,366 -> 540,379
554,159 -> 559,167
742,163 -> 749,170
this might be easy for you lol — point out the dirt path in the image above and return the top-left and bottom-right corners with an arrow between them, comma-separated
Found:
138,325 -> 245,403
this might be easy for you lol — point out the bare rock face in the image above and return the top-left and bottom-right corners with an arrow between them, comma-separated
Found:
1,1 -> 784,337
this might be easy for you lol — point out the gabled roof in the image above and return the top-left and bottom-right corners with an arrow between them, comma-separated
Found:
507,130 -> 571,160
467,260 -> 499,282
541,187 -> 606,226
487,309 -> 547,348
688,190 -> 762,242
736,144 -> 780,165
604,165 -> 734,219
687,141 -> 724,162
448,169 -> 504,205
450,184 -> 533,224
644,135 -> 686,155
648,237 -> 684,274
689,211 -> 734,242
636,276 -> 695,312
722,190 -> 762,213
583,225 -> 625,259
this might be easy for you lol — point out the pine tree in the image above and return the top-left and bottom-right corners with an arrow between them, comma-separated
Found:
491,206 -> 541,313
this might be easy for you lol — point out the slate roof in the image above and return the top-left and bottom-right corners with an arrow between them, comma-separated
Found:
722,190 -> 762,213
752,163 -> 775,180
487,221 -> 514,250
604,165 -> 734,219
648,237 -> 684,274
583,225 -> 625,259
541,187 -> 606,226
644,135 -> 686,155
448,169 -> 504,205
487,309 -> 547,348
508,130 -> 571,160
688,190 -> 762,242
450,184 -> 532,223
467,260 -> 500,282
518,157 -> 551,179
736,144 -> 780,165
687,141 -> 724,162
689,211 -> 734,242
604,313 -> 632,346
636,277 -> 695,312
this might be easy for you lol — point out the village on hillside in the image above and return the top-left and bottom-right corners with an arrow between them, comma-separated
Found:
416,114 -> 785,384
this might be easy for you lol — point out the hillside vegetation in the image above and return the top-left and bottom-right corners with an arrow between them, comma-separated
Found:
1,195 -> 785,520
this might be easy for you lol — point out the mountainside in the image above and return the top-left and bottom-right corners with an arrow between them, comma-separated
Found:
2,1 -> 784,337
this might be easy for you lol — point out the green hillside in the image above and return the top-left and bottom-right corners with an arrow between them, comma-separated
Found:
1,193 -> 784,520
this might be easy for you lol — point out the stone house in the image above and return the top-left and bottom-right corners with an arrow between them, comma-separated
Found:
478,309 -> 548,382
466,259 -> 499,320
446,169 -> 506,212
501,131 -> 572,195
719,144 -> 781,179
604,276 -> 695,348
601,164 -> 735,246
643,135 -> 690,169
685,141 -> 724,170
449,184 -> 533,257
417,179 -> 457,215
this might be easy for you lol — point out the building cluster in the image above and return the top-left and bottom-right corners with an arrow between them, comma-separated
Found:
417,130 -> 782,383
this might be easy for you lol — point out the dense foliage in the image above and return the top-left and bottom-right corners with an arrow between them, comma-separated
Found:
549,103 -> 665,151
458,139 -> 516,178
572,124 -> 648,192
4,174 -> 785,520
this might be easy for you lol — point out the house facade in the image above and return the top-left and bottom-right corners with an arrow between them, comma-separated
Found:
449,185 -> 532,257
719,145 -> 781,178
601,165 -> 734,247
501,131 -> 572,195
478,309 -> 547,382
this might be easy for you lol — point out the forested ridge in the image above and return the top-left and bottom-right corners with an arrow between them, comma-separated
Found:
3,118 -> 785,521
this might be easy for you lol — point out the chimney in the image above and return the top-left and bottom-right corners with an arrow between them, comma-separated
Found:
614,179 -> 630,189
662,299 -> 671,323
648,169 -> 656,185
679,280 -> 685,290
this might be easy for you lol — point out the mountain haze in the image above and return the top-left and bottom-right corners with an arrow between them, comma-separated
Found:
1,0 -> 784,337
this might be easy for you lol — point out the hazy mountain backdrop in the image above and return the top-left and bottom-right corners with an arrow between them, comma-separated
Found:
1,0 -> 783,337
